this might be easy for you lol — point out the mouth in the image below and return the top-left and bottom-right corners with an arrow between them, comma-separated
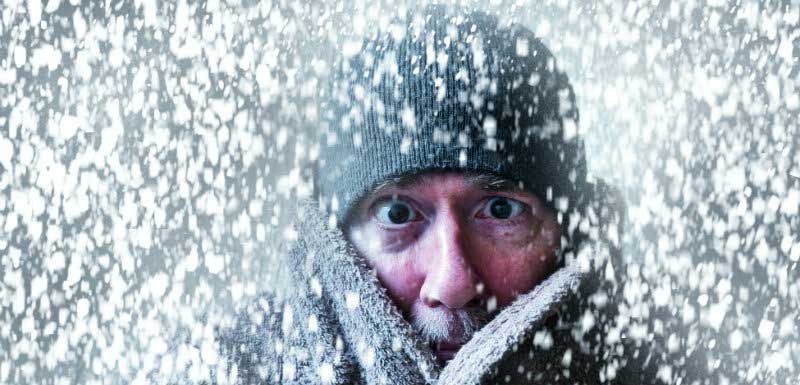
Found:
433,340 -> 463,362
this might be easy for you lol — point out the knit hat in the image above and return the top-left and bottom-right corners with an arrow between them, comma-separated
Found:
316,5 -> 588,224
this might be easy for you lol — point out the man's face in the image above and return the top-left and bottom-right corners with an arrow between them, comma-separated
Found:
345,171 -> 561,362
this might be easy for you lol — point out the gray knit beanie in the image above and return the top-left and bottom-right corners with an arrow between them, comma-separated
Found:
317,5 -> 588,224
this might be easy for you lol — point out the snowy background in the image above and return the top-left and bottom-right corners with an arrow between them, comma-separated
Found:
1,0 -> 799,384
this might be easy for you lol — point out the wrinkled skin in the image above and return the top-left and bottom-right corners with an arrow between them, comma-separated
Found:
345,171 -> 561,362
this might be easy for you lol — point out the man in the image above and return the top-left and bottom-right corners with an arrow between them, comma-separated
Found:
157,5 -> 658,385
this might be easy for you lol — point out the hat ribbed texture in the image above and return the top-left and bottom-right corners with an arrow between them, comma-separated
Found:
318,5 -> 587,221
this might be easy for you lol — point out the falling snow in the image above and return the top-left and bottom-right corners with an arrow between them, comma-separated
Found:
0,1 -> 799,385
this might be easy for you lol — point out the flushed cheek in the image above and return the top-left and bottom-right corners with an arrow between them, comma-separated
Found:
473,226 -> 545,265
478,255 -> 544,305
473,231 -> 558,306
370,255 -> 422,312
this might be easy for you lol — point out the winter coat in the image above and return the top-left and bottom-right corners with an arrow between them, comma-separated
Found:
155,181 -> 663,385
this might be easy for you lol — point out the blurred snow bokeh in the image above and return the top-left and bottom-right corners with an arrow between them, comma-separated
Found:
0,0 -> 798,384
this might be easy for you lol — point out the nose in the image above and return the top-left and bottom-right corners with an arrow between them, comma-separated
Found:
419,208 -> 478,309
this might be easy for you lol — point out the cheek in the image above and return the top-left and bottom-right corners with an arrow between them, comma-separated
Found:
348,225 -> 426,314
366,255 -> 422,313
470,222 -> 560,306
476,255 -> 549,306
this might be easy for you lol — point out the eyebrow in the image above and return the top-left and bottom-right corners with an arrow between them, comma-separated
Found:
370,173 -> 428,196
370,171 -> 521,196
465,173 -> 521,192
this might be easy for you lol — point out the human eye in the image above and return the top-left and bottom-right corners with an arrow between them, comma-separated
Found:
374,198 -> 421,226
478,197 -> 527,220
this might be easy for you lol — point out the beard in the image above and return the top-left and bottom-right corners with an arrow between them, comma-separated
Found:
409,300 -> 490,345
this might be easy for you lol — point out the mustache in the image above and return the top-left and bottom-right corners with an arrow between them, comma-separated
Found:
410,301 -> 490,344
